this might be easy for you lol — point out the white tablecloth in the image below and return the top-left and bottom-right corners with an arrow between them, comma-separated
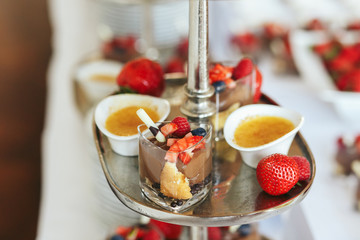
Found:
36,0 -> 360,239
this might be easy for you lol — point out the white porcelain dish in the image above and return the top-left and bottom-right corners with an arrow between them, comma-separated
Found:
224,104 -> 304,168
290,29 -> 360,123
75,59 -> 122,104
95,94 -> 170,156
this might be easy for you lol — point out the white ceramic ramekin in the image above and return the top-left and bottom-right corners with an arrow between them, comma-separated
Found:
224,104 -> 304,168
95,94 -> 170,156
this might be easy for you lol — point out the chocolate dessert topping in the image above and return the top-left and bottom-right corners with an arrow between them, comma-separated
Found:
136,108 -> 165,142
149,126 -> 159,136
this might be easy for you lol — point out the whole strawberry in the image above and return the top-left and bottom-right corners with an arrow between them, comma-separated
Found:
116,58 -> 165,97
232,58 -> 262,103
256,153 -> 299,196
291,156 -> 311,181
232,57 -> 253,80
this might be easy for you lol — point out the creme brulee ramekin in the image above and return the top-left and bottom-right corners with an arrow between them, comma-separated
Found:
95,94 -> 170,156
224,104 -> 304,168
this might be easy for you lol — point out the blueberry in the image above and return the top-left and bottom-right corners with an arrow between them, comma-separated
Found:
171,201 -> 177,207
237,224 -> 251,237
191,127 -> 207,137
110,235 -> 125,240
212,81 -> 226,93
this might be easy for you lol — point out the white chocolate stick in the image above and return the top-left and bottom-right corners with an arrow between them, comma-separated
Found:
136,108 -> 166,142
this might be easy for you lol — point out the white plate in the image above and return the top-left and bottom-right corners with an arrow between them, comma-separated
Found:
290,29 -> 360,123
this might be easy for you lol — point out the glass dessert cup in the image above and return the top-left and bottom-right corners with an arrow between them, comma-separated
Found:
138,122 -> 212,212
210,70 -> 254,141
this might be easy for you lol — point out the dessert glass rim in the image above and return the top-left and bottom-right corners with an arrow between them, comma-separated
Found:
137,121 -> 212,154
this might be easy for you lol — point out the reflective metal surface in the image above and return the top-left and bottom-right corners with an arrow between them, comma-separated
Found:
93,96 -> 316,227
180,0 -> 216,120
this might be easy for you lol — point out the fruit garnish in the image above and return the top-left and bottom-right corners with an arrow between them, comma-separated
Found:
116,58 -> 165,97
165,135 -> 204,164
149,219 -> 182,240
212,80 -> 227,93
160,123 -> 179,137
231,32 -> 261,53
186,135 -> 205,149
171,117 -> 191,137
184,132 -> 193,139
178,151 -> 194,165
166,138 -> 178,147
209,63 -> 233,84
231,58 -> 262,103
207,227 -> 222,240
232,57 -> 254,80
253,67 -> 263,103
291,155 -> 311,181
160,162 -> 192,199
256,153 -> 299,196
191,127 -> 207,137
136,108 -> 165,142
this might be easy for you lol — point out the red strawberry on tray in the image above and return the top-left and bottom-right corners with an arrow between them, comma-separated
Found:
291,155 -> 311,181
256,153 -> 299,196
116,58 -> 165,97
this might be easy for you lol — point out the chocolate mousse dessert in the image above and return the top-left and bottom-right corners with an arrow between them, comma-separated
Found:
137,110 -> 212,212
209,58 -> 262,140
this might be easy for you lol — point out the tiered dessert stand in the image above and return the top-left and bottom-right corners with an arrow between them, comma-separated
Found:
93,1 -> 316,239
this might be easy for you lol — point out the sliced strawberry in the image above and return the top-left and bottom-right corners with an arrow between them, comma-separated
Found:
167,138 -> 178,147
169,141 -> 180,152
165,151 -> 178,163
160,123 -> 179,137
179,151 -> 194,164
209,64 -> 233,84
186,135 -> 205,149
174,137 -> 188,151
184,132 -> 193,139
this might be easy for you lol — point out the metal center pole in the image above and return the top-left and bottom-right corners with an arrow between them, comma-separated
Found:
180,0 -> 216,122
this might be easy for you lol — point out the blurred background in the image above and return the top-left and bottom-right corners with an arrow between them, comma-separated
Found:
1,0 -> 360,239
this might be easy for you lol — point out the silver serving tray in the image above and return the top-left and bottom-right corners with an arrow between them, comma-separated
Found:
93,96 -> 316,227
